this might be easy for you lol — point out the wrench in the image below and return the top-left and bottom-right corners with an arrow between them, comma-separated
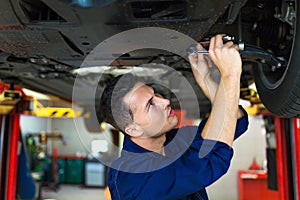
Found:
186,35 -> 245,55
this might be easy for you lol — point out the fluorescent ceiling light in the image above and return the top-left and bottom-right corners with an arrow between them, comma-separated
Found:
72,64 -> 170,76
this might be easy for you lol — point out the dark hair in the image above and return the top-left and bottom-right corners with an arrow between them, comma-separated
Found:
99,73 -> 139,132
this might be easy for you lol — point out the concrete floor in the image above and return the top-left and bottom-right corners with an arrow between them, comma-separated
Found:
41,185 -> 107,200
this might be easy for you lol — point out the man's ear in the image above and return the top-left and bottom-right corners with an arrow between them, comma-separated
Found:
124,124 -> 143,137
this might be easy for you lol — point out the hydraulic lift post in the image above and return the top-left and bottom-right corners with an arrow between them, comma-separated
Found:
292,118 -> 300,199
0,112 -> 21,200
7,114 -> 20,200
0,83 -> 26,200
275,117 -> 292,200
275,117 -> 300,200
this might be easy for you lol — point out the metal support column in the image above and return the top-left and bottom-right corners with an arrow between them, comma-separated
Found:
0,113 -> 20,200
7,114 -> 20,200
274,117 -> 296,200
292,118 -> 300,199
0,115 -> 7,199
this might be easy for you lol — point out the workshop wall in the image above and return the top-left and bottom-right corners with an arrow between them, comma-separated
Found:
21,115 -> 51,134
20,116 -> 113,156
207,115 -> 267,200
51,117 -> 113,156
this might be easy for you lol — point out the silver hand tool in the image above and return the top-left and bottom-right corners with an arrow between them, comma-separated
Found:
186,35 -> 244,55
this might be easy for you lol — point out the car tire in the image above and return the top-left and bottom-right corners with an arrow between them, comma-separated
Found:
252,1 -> 300,118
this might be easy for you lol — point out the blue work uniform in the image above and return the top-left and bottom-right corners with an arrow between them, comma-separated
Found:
108,107 -> 248,200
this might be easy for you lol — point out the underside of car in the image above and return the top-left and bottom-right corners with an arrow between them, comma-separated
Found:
0,0 -> 299,130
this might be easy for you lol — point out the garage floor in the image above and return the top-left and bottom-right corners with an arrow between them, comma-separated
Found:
41,185 -> 107,200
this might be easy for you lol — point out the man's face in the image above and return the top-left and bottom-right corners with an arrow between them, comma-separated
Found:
124,82 -> 178,138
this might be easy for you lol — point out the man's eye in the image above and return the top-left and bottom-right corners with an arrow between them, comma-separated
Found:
147,101 -> 152,111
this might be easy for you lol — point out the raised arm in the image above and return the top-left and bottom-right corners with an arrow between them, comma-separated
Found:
189,34 -> 242,147
188,37 -> 244,120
